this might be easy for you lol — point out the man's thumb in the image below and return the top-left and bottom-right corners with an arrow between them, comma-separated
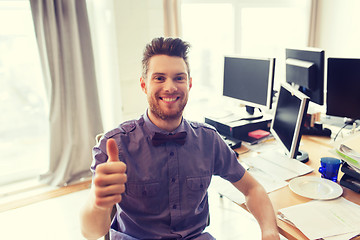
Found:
106,138 -> 120,162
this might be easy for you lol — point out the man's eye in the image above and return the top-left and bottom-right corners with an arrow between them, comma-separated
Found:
155,76 -> 165,81
175,76 -> 185,81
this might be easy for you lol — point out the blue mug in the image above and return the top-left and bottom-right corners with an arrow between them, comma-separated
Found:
318,157 -> 342,182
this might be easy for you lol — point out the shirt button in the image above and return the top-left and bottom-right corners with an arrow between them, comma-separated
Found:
173,204 -> 177,209
171,178 -> 176,183
170,152 -> 174,156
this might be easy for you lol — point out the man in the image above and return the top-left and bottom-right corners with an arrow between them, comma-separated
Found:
80,37 -> 280,240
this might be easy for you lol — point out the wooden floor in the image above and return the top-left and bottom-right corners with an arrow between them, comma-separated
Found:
0,179 -> 91,213
0,181 -> 284,240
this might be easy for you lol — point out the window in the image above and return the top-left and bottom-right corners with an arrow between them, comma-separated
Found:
181,0 -> 312,120
0,1 -> 48,185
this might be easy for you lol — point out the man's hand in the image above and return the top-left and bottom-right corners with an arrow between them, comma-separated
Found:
262,229 -> 280,240
93,139 -> 127,210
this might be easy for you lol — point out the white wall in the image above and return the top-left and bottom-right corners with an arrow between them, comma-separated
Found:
315,0 -> 360,57
87,0 -> 164,129
107,0 -> 360,124
113,0 -> 165,120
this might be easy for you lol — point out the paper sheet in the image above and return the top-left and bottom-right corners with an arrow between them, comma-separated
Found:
323,232 -> 359,240
278,197 -> 360,240
210,176 -> 246,204
210,171 -> 288,205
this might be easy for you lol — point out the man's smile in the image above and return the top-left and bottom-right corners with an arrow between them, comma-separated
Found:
159,96 -> 180,103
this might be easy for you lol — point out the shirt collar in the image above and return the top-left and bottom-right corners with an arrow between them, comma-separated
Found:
143,109 -> 186,135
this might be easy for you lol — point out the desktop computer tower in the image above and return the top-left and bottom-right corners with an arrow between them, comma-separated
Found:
205,114 -> 272,141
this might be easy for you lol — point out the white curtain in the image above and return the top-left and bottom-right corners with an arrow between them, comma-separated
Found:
30,0 -> 103,186
163,0 -> 182,37
308,0 -> 318,47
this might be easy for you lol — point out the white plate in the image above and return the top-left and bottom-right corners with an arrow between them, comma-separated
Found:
289,176 -> 343,200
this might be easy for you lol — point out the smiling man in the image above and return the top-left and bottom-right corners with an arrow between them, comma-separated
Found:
141,53 -> 191,131
80,37 -> 280,240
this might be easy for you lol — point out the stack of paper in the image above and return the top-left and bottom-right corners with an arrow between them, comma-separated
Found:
335,144 -> 360,171
278,197 -> 360,240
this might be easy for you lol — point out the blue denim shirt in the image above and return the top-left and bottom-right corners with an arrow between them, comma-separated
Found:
91,111 -> 245,239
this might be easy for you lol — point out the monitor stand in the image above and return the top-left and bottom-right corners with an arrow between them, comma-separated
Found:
295,150 -> 309,163
344,117 -> 356,125
227,106 -> 263,123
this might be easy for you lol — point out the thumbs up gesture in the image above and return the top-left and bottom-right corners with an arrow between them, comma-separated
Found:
93,139 -> 127,210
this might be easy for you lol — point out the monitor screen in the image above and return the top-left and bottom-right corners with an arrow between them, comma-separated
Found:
327,58 -> 360,120
223,56 -> 275,111
270,83 -> 309,160
286,48 -> 324,105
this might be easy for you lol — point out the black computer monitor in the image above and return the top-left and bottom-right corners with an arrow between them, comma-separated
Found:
286,48 -> 325,105
270,82 -> 310,163
223,56 -> 275,120
327,58 -> 360,122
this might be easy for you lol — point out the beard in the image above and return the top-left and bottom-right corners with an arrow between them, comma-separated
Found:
147,93 -> 188,121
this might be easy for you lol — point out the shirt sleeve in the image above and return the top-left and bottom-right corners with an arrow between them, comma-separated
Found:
212,132 -> 246,183
90,135 -> 109,174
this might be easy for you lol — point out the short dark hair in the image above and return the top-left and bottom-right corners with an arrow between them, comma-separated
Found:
142,37 -> 191,79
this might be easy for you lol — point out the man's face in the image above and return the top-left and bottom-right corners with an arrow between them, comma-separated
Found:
140,55 -> 192,121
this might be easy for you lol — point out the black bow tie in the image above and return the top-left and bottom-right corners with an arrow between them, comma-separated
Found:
151,132 -> 187,146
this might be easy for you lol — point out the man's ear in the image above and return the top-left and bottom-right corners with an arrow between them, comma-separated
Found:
140,77 -> 147,94
189,77 -> 193,90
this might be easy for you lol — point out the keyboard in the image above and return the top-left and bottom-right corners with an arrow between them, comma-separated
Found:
243,150 -> 314,181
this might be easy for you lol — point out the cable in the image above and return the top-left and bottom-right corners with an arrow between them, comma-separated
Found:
333,122 -> 352,141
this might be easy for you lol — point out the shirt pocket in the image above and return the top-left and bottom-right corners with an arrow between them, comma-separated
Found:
186,176 -> 211,213
124,181 -> 161,215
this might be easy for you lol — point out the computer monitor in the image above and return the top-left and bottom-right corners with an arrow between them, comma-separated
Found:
286,48 -> 325,105
270,82 -> 310,163
223,56 -> 275,120
327,58 -> 360,122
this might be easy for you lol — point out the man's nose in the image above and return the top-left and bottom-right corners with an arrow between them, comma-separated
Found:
163,79 -> 177,92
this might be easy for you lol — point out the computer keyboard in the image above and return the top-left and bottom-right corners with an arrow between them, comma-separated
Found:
302,126 -> 332,136
243,150 -> 314,181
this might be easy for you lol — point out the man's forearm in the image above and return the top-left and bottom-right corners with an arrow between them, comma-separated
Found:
245,186 -> 279,239
232,172 -> 279,239
80,188 -> 113,239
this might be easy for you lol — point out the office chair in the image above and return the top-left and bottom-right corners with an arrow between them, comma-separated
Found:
95,133 -> 117,240
104,206 -> 117,240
